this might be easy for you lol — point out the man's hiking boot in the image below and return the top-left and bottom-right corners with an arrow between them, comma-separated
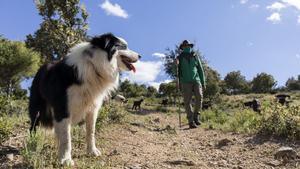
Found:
189,122 -> 198,129
194,114 -> 201,125
194,120 -> 201,126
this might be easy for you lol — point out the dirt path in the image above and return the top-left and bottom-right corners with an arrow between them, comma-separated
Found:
99,111 -> 299,169
1,109 -> 299,169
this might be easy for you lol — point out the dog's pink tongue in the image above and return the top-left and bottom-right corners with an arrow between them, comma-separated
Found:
130,64 -> 136,73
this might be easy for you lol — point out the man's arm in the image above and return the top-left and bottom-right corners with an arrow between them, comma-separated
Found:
196,57 -> 206,89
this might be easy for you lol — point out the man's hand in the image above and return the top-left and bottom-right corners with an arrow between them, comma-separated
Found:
176,81 -> 180,91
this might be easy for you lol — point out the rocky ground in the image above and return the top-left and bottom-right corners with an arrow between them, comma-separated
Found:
1,109 -> 299,169
99,111 -> 300,169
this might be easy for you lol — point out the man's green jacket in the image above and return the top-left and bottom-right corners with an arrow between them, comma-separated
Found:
177,52 -> 206,87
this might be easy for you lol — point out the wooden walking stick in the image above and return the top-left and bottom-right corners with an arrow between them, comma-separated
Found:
175,58 -> 182,128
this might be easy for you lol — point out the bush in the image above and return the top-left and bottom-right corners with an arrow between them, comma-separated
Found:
156,105 -> 168,113
201,101 -> 300,140
21,130 -> 57,168
97,102 -> 127,128
0,95 -> 27,144
0,115 -> 13,143
0,96 -> 28,143
0,95 -> 27,116
200,109 -> 229,129
227,110 -> 261,133
259,105 -> 300,140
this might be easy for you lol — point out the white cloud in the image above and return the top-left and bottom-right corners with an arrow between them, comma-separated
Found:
247,42 -> 254,47
148,79 -> 172,90
296,54 -> 300,59
240,0 -> 248,4
152,52 -> 166,58
249,4 -> 260,9
282,0 -> 300,11
267,12 -> 281,23
265,1 -> 300,24
267,2 -> 286,11
100,0 -> 128,19
122,60 -> 163,84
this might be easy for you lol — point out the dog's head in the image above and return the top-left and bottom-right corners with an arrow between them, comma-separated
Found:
90,33 -> 140,72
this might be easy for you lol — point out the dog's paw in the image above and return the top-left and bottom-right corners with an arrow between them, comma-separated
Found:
60,158 -> 74,166
87,147 -> 102,156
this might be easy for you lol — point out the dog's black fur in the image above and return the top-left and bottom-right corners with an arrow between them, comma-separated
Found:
132,99 -> 144,110
28,33 -> 123,133
90,33 -> 126,61
29,62 -> 81,132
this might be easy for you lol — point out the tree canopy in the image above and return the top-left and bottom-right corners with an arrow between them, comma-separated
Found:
119,79 -> 148,98
0,37 -> 41,97
286,75 -> 300,91
251,73 -> 276,93
26,0 -> 88,62
224,71 -> 250,94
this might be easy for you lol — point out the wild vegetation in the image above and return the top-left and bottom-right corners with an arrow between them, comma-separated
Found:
0,0 -> 299,168
0,92 -> 299,168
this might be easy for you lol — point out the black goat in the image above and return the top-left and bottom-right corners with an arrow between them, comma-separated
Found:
202,101 -> 212,110
161,99 -> 168,106
275,94 -> 291,106
244,99 -> 261,113
132,99 -> 144,110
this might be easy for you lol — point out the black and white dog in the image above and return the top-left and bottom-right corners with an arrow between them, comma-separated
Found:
29,33 -> 140,165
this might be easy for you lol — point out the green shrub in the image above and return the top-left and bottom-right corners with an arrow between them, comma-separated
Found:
0,95 -> 27,144
201,108 -> 261,133
201,109 -> 228,124
108,104 -> 127,123
259,105 -> 300,140
200,109 -> 229,129
21,130 -> 57,168
156,105 -> 168,113
97,102 -> 127,128
227,110 -> 261,133
0,95 -> 27,116
0,115 -> 13,143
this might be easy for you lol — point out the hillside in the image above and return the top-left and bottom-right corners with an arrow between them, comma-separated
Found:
0,93 -> 299,169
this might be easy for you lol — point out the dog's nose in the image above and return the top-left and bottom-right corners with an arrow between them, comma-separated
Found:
138,55 -> 142,59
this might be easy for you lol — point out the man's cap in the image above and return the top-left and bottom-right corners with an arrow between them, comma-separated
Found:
179,40 -> 194,49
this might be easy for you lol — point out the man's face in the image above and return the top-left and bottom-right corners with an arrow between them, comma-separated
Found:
182,45 -> 190,50
182,46 -> 191,53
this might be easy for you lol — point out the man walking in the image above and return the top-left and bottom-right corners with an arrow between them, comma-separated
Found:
176,40 -> 206,129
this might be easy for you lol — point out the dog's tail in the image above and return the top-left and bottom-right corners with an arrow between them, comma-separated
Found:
29,65 -> 53,133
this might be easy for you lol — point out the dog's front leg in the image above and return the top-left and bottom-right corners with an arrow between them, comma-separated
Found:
54,119 -> 73,166
86,110 -> 101,156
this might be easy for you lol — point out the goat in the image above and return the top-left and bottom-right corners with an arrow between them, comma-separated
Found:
132,98 -> 144,110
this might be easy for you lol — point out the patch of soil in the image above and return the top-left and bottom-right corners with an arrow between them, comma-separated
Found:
99,112 -> 300,169
1,110 -> 299,169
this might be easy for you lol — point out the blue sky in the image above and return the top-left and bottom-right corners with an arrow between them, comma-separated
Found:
0,0 -> 300,89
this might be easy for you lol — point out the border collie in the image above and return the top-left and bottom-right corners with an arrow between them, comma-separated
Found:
29,33 -> 140,165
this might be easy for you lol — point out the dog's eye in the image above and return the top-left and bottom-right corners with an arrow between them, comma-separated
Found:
115,45 -> 127,50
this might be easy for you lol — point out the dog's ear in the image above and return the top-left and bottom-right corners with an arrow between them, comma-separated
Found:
90,33 -> 118,61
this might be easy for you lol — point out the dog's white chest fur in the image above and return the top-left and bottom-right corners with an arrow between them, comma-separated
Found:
67,75 -> 118,124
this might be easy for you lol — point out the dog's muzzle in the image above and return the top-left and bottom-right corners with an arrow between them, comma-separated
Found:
121,55 -> 141,73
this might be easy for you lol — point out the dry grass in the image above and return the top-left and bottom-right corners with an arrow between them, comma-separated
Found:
0,92 -> 299,168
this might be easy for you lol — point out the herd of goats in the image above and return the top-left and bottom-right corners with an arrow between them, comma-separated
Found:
109,94 -> 293,113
